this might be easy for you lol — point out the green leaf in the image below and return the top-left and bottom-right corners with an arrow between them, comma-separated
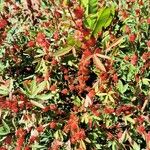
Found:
30,100 -> 45,109
53,46 -> 73,57
85,14 -> 97,29
142,78 -> 150,85
104,16 -> 113,28
0,88 -> 9,96
30,78 -> 37,94
92,7 -> 114,36
112,141 -> 117,150
35,93 -> 53,100
92,7 -> 110,35
132,141 -> 140,150
124,115 -> 135,125
0,0 -> 4,11
89,0 -> 98,14
117,81 -> 123,93
32,81 -> 46,96
0,120 -> 10,136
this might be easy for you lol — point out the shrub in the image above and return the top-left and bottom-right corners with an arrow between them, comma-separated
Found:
0,0 -> 149,149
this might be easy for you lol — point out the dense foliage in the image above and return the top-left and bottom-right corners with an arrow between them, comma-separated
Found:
0,0 -> 150,149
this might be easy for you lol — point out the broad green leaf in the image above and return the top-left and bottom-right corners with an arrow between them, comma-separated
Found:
104,16 -> 113,28
85,14 -> 97,29
89,0 -> 98,14
92,7 -> 110,35
53,46 -> 73,57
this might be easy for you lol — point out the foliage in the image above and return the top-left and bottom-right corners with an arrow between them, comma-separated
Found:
0,0 -> 150,149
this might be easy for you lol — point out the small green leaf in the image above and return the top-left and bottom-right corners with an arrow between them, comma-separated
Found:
32,81 -> 46,96
0,120 -> 10,136
30,100 -> 45,109
35,93 -> 53,100
117,80 -> 124,94
53,46 -> 73,57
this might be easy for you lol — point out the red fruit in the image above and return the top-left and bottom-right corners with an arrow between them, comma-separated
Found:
74,6 -> 84,19
129,34 -> 136,42
0,19 -> 7,29
107,132 -> 113,140
49,121 -> 57,129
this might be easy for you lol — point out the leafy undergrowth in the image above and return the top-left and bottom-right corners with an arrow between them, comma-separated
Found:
0,0 -> 150,150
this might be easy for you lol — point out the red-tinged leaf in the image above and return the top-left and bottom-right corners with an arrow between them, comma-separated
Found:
96,53 -> 111,60
84,95 -> 92,107
30,100 -> 45,109
93,54 -> 106,72
105,36 -> 125,53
